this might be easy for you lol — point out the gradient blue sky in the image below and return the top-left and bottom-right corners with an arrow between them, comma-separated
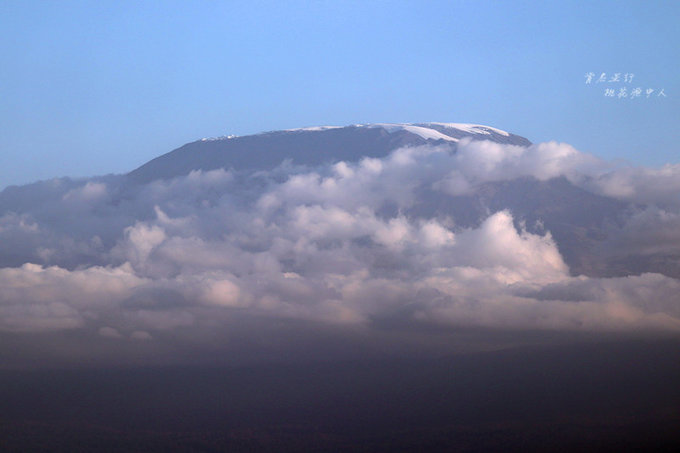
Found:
1,0 -> 678,188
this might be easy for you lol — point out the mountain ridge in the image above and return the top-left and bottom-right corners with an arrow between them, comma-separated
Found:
127,123 -> 531,184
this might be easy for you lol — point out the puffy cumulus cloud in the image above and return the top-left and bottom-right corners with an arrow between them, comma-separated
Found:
0,263 -> 145,332
62,181 -> 108,203
198,277 -> 242,307
586,163 -> 680,206
434,139 -> 603,196
1,140 -> 680,349
0,212 -> 38,234
116,222 -> 167,272
429,139 -> 680,209
448,210 -> 567,284
256,146 -> 460,214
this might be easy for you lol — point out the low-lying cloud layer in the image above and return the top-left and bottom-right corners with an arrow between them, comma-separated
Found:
1,139 -> 680,353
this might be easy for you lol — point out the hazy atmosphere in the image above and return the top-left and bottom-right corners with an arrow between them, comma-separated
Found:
1,1 -> 679,451
2,129 -> 680,358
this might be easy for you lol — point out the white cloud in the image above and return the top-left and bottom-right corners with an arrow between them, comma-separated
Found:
62,181 -> 108,203
587,163 -> 680,206
435,139 -> 602,195
1,139 -> 680,344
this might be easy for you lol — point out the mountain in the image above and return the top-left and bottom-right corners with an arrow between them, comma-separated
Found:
127,123 -> 531,183
1,120 -> 679,345
125,122 -> 636,277
2,122 -> 679,452
0,122 -> 672,278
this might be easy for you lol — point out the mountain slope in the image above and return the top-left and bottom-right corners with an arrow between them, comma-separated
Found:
127,123 -> 531,183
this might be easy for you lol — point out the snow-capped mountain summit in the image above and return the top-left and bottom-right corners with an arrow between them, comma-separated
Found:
2,118 -> 680,352
128,123 -> 531,183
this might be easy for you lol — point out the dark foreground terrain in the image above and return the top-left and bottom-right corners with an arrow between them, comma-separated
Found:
1,339 -> 679,452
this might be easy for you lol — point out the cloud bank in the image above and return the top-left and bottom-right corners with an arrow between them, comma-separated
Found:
1,139 -> 680,353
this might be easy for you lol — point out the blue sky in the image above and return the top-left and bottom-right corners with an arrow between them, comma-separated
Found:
1,0 -> 678,188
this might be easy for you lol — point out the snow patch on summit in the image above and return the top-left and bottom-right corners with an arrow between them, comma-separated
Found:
201,135 -> 238,142
284,126 -> 343,132
360,123 -> 513,142
366,124 -> 460,142
198,123 -> 512,144
428,123 -> 511,137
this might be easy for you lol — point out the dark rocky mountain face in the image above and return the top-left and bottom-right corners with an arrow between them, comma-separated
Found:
1,121 -> 679,367
1,123 -> 676,281
127,123 -> 531,184
405,176 -> 635,278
